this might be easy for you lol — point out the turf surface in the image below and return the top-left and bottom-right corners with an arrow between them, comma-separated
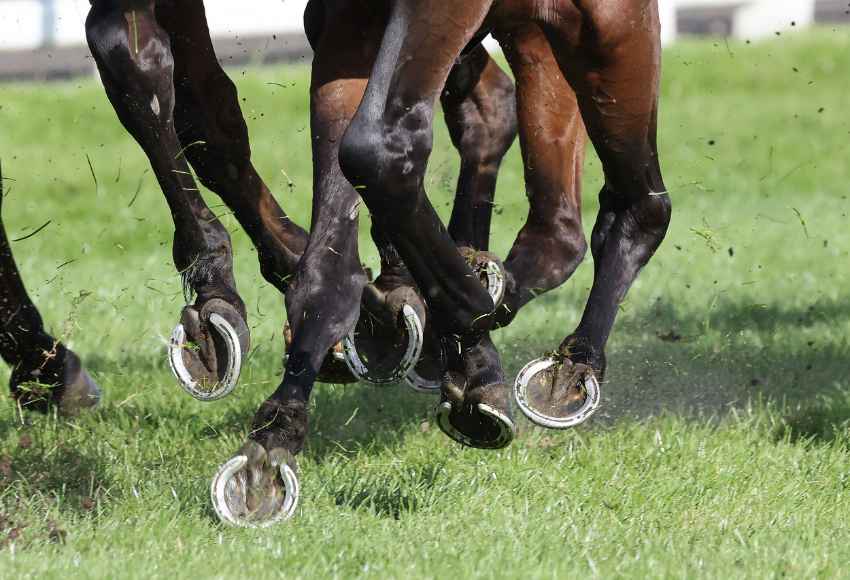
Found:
0,28 -> 849,578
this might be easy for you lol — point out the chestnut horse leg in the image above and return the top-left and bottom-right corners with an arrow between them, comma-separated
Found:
0,162 -> 100,415
209,0 -> 382,527
512,2 -> 672,428
493,24 -> 587,329
339,0 -> 515,449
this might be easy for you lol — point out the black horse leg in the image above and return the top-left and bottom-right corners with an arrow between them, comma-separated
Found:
0,162 -> 100,415
339,0 -> 515,449
443,44 -> 517,252
86,1 -> 248,400
209,0 -> 381,527
155,3 -> 309,290
401,44 -> 518,392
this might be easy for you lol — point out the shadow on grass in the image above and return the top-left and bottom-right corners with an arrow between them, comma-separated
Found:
773,395 -> 850,445
303,383 -> 434,462
3,294 -> 850,526
0,435 -> 113,518
589,296 -> 850,442
498,294 -> 850,442
641,294 -> 850,336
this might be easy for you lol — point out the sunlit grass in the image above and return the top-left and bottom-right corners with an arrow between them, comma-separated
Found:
0,28 -> 849,578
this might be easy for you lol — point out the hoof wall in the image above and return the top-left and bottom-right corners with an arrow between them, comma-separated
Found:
211,444 -> 300,528
169,299 -> 249,401
514,356 -> 601,429
343,303 -> 424,385
435,401 -> 515,449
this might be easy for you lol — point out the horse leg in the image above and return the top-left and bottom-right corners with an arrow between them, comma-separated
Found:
86,1 -> 248,400
0,163 -> 100,415
347,43 -> 517,390
403,44 -> 518,392
152,3 -> 361,384
492,23 -> 587,328
339,0 -> 516,449
443,44 -> 517,252
154,3 -> 308,290
512,3 -> 672,428
209,0 -> 381,526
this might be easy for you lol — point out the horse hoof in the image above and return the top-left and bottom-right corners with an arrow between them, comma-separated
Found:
514,356 -> 601,429
343,297 -> 424,385
56,350 -> 102,416
169,298 -> 249,401
211,441 -> 300,528
10,346 -> 101,416
459,247 -> 506,307
404,325 -> 442,394
405,368 -> 441,393
284,323 -> 357,385
435,398 -> 516,450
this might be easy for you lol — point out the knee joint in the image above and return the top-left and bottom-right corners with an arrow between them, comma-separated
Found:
86,4 -> 171,72
86,4 -> 175,123
531,215 -> 588,289
340,110 -> 432,212
557,221 -> 588,268
634,193 -> 672,237
445,84 -> 517,170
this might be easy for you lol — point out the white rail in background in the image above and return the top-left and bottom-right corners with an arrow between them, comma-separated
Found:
0,0 -> 826,52
0,0 -> 309,51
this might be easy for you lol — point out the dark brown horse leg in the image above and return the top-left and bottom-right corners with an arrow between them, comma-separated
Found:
513,4 -> 672,428
86,1 -> 248,400
339,0 -> 515,449
154,4 -> 308,291
443,44 -> 517,251
152,4 -> 358,384
0,163 -> 100,415
209,0 -> 380,527
403,45 -> 518,392
493,24 -> 587,328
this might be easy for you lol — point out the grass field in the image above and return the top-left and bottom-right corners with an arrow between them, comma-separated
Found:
0,28 -> 849,578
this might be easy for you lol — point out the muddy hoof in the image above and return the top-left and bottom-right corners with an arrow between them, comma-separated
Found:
211,441 -> 300,527
56,350 -> 102,416
343,286 -> 424,385
284,323 -> 355,385
514,356 -> 601,429
169,298 -> 249,401
459,247 -> 506,308
10,347 -> 101,416
436,383 -> 515,449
